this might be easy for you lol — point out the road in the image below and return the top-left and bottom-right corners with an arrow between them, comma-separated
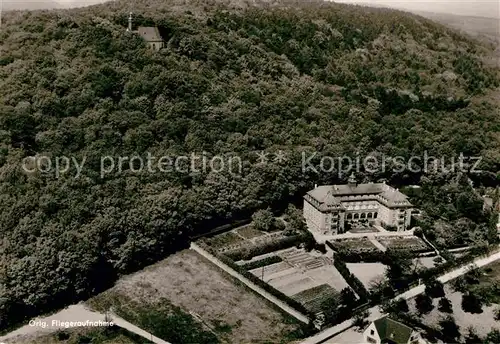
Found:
300,249 -> 500,344
0,303 -> 170,344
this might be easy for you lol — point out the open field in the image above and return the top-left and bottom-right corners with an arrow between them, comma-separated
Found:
87,250 -> 300,344
408,285 -> 500,339
346,262 -> 387,288
378,236 -> 429,252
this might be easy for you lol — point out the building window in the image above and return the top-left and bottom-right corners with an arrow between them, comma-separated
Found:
367,336 -> 377,344
370,330 -> 375,335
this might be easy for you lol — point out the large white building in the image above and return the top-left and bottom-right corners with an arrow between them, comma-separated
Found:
303,174 -> 413,236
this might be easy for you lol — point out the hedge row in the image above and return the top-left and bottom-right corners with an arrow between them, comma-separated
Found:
242,256 -> 283,270
198,242 -> 313,319
333,256 -> 370,301
224,233 -> 310,261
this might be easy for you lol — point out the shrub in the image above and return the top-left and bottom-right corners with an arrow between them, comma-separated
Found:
461,293 -> 483,314
333,256 -> 369,301
439,316 -> 460,342
415,294 -> 434,314
425,278 -> 445,298
438,297 -> 453,313
224,233 -> 308,261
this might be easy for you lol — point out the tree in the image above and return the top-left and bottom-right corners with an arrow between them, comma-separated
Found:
461,292 -> 483,314
385,249 -> 412,289
352,310 -> 369,331
438,297 -> 453,313
451,276 -> 468,293
394,299 -> 409,313
439,316 -> 460,342
464,326 -> 482,344
339,287 -> 357,309
485,329 -> 500,343
415,293 -> 434,314
251,209 -> 275,232
494,307 -> 500,321
320,297 -> 341,324
425,277 -> 445,298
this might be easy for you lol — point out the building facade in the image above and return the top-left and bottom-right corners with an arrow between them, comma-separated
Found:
303,174 -> 412,236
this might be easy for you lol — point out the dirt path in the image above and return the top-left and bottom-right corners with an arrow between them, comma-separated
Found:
0,303 -> 170,344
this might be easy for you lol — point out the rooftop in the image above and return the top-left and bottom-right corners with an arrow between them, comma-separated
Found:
137,26 -> 163,42
373,316 -> 414,344
306,182 -> 412,208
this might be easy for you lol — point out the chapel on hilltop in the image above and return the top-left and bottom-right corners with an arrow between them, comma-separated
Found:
126,12 -> 164,51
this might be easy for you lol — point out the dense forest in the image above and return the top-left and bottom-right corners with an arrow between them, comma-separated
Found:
0,0 -> 499,330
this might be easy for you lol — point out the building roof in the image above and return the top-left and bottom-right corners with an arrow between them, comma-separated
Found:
306,182 -> 412,208
137,26 -> 163,42
484,196 -> 494,209
373,316 -> 414,344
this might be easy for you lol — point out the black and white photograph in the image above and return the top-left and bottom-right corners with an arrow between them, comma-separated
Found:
0,0 -> 499,343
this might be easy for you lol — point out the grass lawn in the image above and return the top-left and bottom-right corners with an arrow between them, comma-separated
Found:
87,250 -> 302,344
204,231 -> 246,250
236,225 -> 265,239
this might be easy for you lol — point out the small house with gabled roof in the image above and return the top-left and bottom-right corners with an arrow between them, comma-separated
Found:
363,316 -> 426,344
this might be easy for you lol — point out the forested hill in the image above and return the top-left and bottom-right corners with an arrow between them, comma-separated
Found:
0,0 -> 499,330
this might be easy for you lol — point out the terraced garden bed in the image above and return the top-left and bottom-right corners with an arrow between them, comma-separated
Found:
378,237 -> 429,252
292,284 -> 339,313
328,238 -> 380,253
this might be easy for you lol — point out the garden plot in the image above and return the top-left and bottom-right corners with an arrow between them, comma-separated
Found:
203,231 -> 246,251
378,236 -> 429,252
251,248 -> 349,298
346,262 -> 387,288
329,238 -> 381,253
236,225 -> 265,239
292,284 -> 339,313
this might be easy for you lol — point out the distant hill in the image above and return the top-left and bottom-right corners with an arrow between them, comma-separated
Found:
415,11 -> 500,45
3,0 -> 62,10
